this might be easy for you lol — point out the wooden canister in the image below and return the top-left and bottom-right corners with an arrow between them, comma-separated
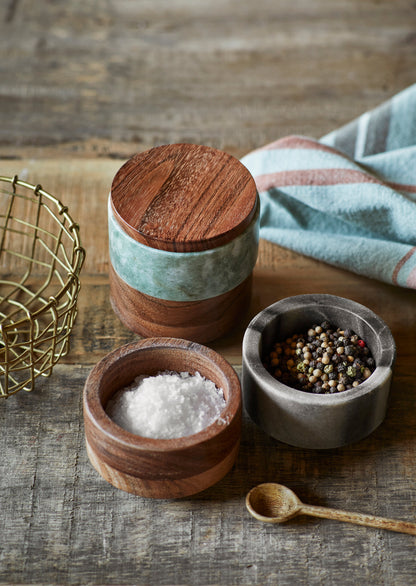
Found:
109,143 -> 259,343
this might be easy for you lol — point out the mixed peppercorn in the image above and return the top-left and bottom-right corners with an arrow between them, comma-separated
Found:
264,321 -> 376,394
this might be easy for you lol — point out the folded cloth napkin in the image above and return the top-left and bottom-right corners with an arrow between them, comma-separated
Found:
241,84 -> 416,289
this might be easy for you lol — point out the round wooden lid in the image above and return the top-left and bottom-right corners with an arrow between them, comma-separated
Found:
110,143 -> 258,252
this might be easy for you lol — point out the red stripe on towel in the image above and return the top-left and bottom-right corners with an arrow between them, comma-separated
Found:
386,181 -> 416,194
251,138 -> 416,193
251,135 -> 353,159
392,247 -> 416,286
254,168 -> 383,193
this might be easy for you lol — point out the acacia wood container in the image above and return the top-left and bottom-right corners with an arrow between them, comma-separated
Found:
108,143 -> 259,343
83,337 -> 242,498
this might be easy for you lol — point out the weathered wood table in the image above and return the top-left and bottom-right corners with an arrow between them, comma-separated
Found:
1,1 -> 416,584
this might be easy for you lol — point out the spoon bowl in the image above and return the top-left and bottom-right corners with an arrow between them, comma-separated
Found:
246,483 -> 301,523
246,483 -> 416,535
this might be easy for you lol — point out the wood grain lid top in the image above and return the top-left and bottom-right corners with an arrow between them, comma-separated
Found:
110,143 -> 258,252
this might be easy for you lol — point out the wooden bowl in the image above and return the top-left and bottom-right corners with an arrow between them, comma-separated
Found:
242,294 -> 396,449
83,337 -> 242,498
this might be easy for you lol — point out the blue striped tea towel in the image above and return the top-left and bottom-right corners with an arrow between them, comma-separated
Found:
241,84 -> 416,289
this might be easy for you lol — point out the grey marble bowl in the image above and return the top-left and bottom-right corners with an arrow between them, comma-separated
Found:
242,294 -> 396,449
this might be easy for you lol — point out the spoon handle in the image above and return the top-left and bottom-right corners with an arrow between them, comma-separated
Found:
301,504 -> 416,535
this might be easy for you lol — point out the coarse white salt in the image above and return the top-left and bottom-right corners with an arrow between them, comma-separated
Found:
106,371 -> 226,439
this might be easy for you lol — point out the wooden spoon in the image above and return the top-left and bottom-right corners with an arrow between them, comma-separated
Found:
246,483 -> 416,535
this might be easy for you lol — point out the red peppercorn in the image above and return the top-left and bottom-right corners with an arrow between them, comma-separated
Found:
357,340 -> 366,348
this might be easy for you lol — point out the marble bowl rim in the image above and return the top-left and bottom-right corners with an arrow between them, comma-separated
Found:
242,293 -> 396,406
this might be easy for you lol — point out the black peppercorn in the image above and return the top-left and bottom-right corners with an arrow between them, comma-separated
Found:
265,323 -> 376,394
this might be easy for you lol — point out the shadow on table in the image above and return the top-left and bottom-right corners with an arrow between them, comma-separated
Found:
190,376 -> 416,509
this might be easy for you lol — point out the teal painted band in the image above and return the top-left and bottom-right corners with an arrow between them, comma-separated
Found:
108,196 -> 260,301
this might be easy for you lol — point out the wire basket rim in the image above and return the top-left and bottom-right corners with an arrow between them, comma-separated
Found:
0,175 -> 85,333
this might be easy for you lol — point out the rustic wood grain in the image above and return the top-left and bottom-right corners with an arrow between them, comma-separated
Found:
111,144 -> 257,251
1,357 -> 416,585
1,0 -> 415,160
1,0 -> 416,583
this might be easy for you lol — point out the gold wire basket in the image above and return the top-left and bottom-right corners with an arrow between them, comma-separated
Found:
0,175 -> 85,398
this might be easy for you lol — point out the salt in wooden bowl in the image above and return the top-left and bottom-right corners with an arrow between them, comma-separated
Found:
83,337 -> 242,498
